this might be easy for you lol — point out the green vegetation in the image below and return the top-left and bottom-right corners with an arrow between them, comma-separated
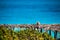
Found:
0,26 -> 55,40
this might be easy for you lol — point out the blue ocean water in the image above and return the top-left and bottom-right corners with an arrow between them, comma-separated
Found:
0,0 -> 60,24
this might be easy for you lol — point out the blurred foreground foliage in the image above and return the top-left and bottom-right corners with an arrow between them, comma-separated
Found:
0,26 -> 55,40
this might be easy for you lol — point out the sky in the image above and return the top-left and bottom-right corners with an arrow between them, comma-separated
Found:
0,0 -> 60,24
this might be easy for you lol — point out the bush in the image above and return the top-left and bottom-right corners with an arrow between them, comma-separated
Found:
0,26 -> 55,40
